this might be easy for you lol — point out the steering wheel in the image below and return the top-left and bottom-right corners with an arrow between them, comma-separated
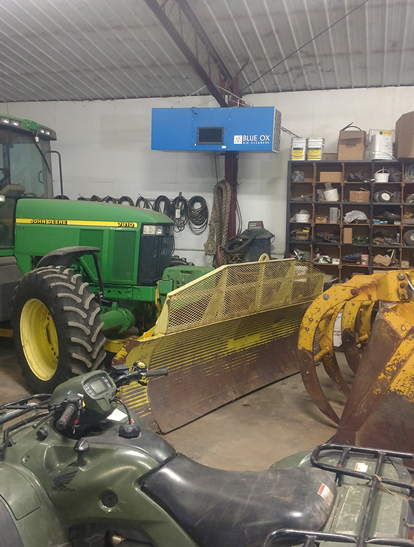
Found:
0,168 -> 10,188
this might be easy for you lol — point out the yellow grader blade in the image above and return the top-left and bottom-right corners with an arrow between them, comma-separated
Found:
113,259 -> 324,433
332,301 -> 414,453
298,270 -> 413,425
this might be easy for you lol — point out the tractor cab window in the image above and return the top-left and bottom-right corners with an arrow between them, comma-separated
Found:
0,127 -> 53,249
0,127 -> 53,200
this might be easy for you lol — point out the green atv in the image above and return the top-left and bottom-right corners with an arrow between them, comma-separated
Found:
0,114 -> 210,393
0,363 -> 412,546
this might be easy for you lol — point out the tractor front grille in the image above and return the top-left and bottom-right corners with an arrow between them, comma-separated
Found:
137,229 -> 174,286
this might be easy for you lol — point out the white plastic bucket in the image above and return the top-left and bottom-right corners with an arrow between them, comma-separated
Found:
295,213 -> 310,222
291,138 -> 307,160
374,168 -> 389,182
324,188 -> 339,201
307,138 -> 325,161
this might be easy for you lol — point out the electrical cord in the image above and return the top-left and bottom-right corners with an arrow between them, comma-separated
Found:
188,195 -> 209,235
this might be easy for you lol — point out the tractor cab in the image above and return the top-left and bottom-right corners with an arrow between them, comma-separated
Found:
0,115 -> 56,248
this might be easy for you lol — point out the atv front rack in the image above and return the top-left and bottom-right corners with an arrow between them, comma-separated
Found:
263,443 -> 414,547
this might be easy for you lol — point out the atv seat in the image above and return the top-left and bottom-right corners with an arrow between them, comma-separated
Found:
141,454 -> 336,547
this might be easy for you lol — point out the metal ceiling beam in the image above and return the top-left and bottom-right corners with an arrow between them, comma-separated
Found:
176,0 -> 233,83
144,0 -> 241,240
144,0 -> 228,107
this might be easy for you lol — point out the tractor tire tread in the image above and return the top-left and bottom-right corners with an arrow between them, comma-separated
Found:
84,294 -> 95,310
78,282 -> 89,296
91,336 -> 106,359
57,293 -> 82,304
89,307 -> 100,326
50,282 -> 76,290
91,322 -> 104,343
70,337 -> 93,352
68,321 -> 91,335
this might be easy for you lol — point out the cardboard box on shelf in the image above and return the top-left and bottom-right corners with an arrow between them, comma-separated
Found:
343,227 -> 353,244
349,190 -> 370,202
295,230 -> 309,240
373,254 -> 391,267
337,130 -> 366,160
322,152 -> 338,161
396,111 -> 414,158
401,260 -> 410,268
320,171 -> 342,183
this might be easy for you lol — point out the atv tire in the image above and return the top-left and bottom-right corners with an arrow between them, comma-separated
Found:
12,266 -> 106,393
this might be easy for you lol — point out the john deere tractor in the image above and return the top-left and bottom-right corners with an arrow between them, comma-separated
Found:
0,114 -> 210,392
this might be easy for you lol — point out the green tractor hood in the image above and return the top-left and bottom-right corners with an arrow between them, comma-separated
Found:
14,199 -> 175,285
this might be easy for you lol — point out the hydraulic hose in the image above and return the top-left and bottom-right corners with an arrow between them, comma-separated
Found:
188,195 -> 208,234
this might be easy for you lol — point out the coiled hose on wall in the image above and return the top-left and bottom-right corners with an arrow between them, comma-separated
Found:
188,195 -> 208,235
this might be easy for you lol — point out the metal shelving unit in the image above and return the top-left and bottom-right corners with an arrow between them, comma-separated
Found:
285,159 -> 413,281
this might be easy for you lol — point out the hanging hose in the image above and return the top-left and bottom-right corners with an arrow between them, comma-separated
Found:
171,195 -> 188,232
153,195 -> 173,218
188,195 -> 209,235
136,195 -> 152,209
204,180 -> 231,266
118,195 -> 134,206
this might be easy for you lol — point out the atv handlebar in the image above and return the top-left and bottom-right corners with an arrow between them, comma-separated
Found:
112,362 -> 168,388
0,363 -> 169,442
55,403 -> 77,431
142,368 -> 169,377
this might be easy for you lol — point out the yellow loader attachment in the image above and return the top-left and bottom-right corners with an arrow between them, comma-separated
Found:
315,298 -> 375,400
340,299 -> 375,373
298,270 -> 413,425
112,259 -> 324,433
332,301 -> 414,453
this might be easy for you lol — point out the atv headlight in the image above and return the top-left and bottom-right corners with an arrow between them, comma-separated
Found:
143,224 -> 165,236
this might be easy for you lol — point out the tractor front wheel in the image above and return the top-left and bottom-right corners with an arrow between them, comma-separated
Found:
12,266 -> 106,393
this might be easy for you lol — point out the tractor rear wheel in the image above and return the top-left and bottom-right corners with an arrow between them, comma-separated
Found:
12,266 -> 106,393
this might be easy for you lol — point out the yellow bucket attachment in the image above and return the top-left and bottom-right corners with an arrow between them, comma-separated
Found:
332,302 -> 414,453
113,259 -> 324,433
298,270 -> 414,426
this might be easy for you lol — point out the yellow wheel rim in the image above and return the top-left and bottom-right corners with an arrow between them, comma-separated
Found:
20,298 -> 59,381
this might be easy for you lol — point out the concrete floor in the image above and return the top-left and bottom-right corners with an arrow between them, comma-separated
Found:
0,337 -> 351,471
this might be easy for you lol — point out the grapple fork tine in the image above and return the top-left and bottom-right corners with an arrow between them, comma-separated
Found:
318,304 -> 350,395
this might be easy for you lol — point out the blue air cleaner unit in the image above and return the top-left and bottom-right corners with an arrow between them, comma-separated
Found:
151,106 -> 281,152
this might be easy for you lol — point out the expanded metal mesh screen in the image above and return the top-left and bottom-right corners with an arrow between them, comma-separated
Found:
160,259 -> 324,335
